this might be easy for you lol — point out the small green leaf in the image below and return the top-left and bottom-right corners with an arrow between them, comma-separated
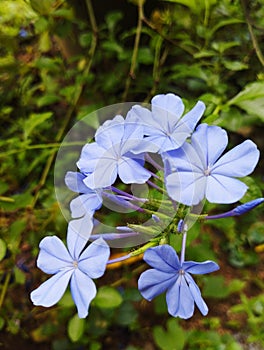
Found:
24,112 -> 53,139
0,239 -> 7,261
153,318 -> 185,350
229,82 -> 264,121
94,286 -> 123,309
67,314 -> 85,342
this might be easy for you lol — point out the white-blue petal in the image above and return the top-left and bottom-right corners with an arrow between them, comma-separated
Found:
143,245 -> 180,272
192,124 -> 228,169
183,260 -> 219,274
206,174 -> 248,203
77,143 -> 106,174
185,273 -> 208,316
166,276 -> 195,319
95,117 -> 125,150
152,94 -> 184,131
30,268 -> 73,307
177,100 -> 205,134
138,269 -> 176,301
118,157 -> 151,184
70,269 -> 97,318
83,157 -> 118,189
166,171 -> 207,205
212,140 -> 260,177
78,238 -> 110,278
69,192 -> 102,218
65,171 -> 91,194
68,213 -> 93,244
37,236 -> 72,274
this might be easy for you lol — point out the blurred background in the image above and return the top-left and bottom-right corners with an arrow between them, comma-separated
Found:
0,0 -> 264,349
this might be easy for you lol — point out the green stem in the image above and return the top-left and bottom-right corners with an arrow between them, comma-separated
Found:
0,272 -> 11,308
122,0 -> 144,101
241,0 -> 264,67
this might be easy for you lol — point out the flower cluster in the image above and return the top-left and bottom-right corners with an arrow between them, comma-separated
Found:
31,93 -> 262,319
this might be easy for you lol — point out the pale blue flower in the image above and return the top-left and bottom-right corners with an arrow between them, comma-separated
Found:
30,224 -> 110,318
138,245 -> 219,319
65,171 -> 103,218
77,115 -> 151,189
165,123 -> 260,205
127,93 -> 205,154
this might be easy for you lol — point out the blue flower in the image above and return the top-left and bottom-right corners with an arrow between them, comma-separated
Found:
77,115 -> 151,189
30,224 -> 110,318
127,93 -> 205,154
65,171 -> 103,218
138,245 -> 219,319
165,123 -> 260,205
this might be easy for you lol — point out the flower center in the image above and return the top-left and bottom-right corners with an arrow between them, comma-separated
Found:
73,260 -> 78,268
179,269 -> 185,275
204,167 -> 211,176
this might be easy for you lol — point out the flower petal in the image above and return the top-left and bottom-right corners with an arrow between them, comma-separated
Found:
118,157 -> 151,184
83,158 -> 118,189
68,213 -> 93,243
138,269 -> 176,301
183,260 -> 219,274
37,236 -> 72,274
212,140 -> 260,177
67,221 -> 91,260
192,124 -> 228,169
166,276 -> 195,319
177,100 -> 205,134
152,94 -> 184,131
70,192 -> 102,218
206,174 -> 248,203
185,273 -> 208,316
78,238 -> 110,278
30,269 -> 73,307
143,245 -> 180,272
70,269 -> 97,318
65,171 -> 91,194
166,171 -> 207,206
95,116 -> 125,150
77,143 -> 106,175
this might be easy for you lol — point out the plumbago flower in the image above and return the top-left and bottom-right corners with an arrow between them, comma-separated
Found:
30,222 -> 110,318
77,115 -> 151,189
128,93 -> 205,154
138,245 -> 219,319
165,123 -> 260,205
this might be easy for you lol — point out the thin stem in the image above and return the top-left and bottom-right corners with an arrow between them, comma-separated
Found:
241,0 -> 264,66
122,0 -> 144,101
145,153 -> 164,171
0,272 -> 11,308
180,230 -> 187,266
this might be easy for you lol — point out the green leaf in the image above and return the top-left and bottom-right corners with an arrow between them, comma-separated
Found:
24,112 -> 53,139
203,275 -> 230,299
0,239 -> 7,261
240,176 -> 263,203
223,60 -> 248,71
229,82 -> 264,121
67,314 -> 85,342
93,286 -> 123,309
153,318 -> 185,350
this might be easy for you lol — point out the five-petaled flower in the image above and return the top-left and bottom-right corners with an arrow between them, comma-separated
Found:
128,93 -> 205,154
77,115 -> 151,189
30,224 -> 110,318
138,245 -> 219,319
165,123 -> 260,205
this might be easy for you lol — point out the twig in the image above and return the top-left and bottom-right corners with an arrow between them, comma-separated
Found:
122,0 -> 145,101
241,0 -> 264,66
